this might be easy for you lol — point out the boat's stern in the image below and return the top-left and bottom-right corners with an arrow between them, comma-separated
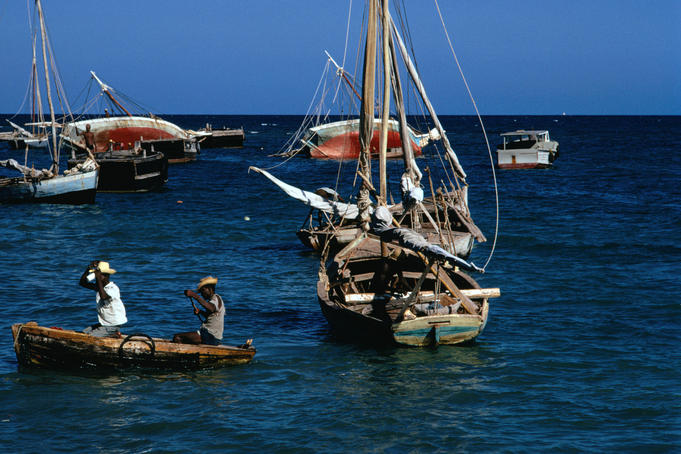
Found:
392,312 -> 485,347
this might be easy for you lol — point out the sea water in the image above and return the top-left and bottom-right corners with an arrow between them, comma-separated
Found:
0,115 -> 678,452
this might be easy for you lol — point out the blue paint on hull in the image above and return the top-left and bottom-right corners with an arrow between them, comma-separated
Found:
0,170 -> 98,204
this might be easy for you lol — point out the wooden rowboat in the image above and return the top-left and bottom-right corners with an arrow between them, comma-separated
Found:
11,322 -> 255,372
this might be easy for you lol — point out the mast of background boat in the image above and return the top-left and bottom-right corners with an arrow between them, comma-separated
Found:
30,29 -> 44,140
324,51 -> 362,102
90,71 -> 132,117
389,13 -> 466,182
36,0 -> 58,172
357,0 -> 378,227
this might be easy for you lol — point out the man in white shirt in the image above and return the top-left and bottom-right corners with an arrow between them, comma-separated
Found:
79,260 -> 127,338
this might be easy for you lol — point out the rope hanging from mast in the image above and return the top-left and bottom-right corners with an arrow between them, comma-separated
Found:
433,0 -> 499,270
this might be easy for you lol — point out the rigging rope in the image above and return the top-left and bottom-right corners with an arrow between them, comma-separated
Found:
433,0 -> 499,270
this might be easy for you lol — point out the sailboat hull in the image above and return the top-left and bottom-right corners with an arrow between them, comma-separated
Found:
0,169 -> 98,204
304,119 -> 426,159
63,116 -> 189,154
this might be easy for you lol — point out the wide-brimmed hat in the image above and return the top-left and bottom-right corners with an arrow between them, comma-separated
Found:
98,261 -> 116,275
197,276 -> 218,290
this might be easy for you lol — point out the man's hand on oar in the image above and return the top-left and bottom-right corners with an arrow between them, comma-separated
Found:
184,290 -> 207,323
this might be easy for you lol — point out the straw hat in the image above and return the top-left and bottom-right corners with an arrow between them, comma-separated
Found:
197,276 -> 218,290
97,261 -> 116,275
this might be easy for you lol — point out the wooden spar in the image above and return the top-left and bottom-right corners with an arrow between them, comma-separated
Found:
389,13 -> 466,181
104,90 -> 132,117
36,0 -> 58,172
387,21 -> 419,183
325,51 -> 362,102
428,168 -> 447,248
357,0 -> 378,223
379,0 -> 390,203
379,0 -> 391,257
344,288 -> 500,303
90,71 -> 132,117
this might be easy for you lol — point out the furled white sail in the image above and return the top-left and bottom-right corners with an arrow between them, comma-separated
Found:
249,167 -> 360,220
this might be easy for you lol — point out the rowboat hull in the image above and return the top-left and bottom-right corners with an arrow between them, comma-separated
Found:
0,169 -> 98,204
12,322 -> 255,372
303,119 -> 426,159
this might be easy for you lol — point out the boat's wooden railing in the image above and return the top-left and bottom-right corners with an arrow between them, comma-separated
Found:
344,288 -> 500,304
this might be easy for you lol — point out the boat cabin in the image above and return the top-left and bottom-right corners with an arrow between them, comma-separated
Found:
499,130 -> 551,150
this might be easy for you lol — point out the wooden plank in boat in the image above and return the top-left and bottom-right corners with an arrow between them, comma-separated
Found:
345,288 -> 500,303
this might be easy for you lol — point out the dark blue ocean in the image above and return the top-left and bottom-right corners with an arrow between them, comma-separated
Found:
0,115 -> 679,452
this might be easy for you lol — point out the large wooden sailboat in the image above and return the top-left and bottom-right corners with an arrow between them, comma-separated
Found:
255,0 -> 499,347
314,0 -> 498,347
0,0 -> 98,204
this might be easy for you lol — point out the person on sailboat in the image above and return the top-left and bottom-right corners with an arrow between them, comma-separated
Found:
173,276 -> 227,346
78,124 -> 96,153
79,261 -> 127,338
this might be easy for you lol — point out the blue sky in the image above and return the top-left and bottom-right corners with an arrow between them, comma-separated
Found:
1,0 -> 679,115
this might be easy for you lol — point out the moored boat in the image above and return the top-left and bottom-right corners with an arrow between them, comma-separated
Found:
63,115 -> 194,155
299,118 -> 430,159
496,130 -> 559,169
62,72 -> 204,163
68,146 -> 167,193
317,236 -> 497,347
11,322 -> 256,372
197,125 -> 245,149
0,0 -> 99,204
0,161 -> 98,204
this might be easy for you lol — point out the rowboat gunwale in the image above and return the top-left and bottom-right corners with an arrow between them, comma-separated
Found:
11,322 -> 256,372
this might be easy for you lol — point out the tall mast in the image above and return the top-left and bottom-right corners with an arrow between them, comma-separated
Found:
378,0 -> 390,203
36,0 -> 58,173
357,0 -> 378,227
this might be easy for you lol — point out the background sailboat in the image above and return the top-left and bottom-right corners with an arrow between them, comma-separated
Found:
0,0 -> 98,204
278,51 -> 438,160
61,71 -> 205,163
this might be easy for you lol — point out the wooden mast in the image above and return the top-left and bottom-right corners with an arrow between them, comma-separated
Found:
378,0 -> 391,257
36,0 -> 58,173
357,0 -> 378,228
379,0 -> 391,203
